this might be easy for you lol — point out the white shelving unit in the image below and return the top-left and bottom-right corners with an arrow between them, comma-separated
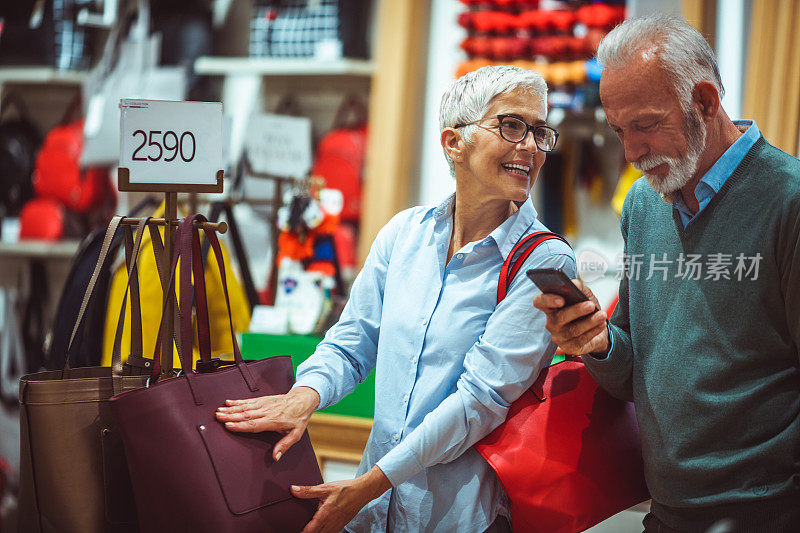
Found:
194,57 -> 374,77
0,67 -> 87,86
193,56 -> 374,170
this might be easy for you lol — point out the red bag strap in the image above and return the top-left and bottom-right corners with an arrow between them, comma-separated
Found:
497,231 -> 570,304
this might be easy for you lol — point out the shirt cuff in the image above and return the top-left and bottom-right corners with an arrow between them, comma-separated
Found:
375,441 -> 424,487
587,322 -> 613,361
292,373 -> 333,410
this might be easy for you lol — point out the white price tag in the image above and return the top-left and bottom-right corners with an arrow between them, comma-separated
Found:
245,114 -> 312,178
119,99 -> 222,188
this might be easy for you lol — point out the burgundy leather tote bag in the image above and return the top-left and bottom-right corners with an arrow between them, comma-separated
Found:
109,215 -> 323,533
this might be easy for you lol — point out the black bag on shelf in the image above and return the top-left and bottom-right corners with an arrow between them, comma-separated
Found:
249,0 -> 370,59
0,95 -> 41,217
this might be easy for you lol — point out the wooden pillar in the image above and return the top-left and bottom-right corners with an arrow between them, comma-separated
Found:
743,0 -> 800,154
358,0 -> 431,264
682,0 -> 717,47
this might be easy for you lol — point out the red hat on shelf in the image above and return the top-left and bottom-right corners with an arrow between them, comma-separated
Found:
489,37 -> 528,59
518,10 -> 549,33
457,11 -> 474,30
549,10 -> 576,33
576,4 -> 626,29
461,36 -> 493,57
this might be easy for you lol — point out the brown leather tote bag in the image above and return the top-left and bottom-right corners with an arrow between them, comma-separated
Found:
109,215 -> 323,533
18,217 -> 153,532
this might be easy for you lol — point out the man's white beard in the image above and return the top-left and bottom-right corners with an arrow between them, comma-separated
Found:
633,112 -> 707,197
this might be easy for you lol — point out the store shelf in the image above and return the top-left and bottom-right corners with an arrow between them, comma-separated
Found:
0,67 -> 87,85
0,240 -> 80,260
194,56 -> 374,77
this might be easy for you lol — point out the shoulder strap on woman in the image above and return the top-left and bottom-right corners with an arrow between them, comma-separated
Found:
497,231 -> 571,304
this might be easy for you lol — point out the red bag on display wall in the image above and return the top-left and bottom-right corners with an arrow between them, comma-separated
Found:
32,120 -> 111,213
474,232 -> 650,533
311,95 -> 367,224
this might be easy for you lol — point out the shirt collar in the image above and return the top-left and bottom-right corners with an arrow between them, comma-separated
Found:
491,196 -> 539,260
660,120 -> 760,205
421,193 -> 456,223
421,194 -> 539,260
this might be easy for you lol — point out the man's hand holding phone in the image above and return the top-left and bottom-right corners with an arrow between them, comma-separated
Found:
529,269 -> 610,356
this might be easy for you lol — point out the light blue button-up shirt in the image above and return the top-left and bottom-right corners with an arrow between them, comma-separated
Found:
673,120 -> 760,228
294,194 -> 576,532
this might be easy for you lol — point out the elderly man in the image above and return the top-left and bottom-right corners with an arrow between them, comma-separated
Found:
534,14 -> 800,533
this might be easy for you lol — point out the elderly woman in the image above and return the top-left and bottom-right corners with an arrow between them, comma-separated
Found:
216,65 -> 575,532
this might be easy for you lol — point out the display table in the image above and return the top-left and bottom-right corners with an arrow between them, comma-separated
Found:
240,332 -> 374,469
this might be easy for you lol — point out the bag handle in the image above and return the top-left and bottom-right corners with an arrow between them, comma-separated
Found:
203,202 -> 259,311
498,230 -> 582,370
497,231 -> 569,304
178,215 -> 212,366
148,215 -> 257,401
148,216 -> 240,372
109,218 -> 149,393
0,92 -> 34,123
150,219 -> 189,379
272,94 -> 302,116
148,223 -> 185,369
148,216 -> 227,379
332,93 -> 368,129
65,216 -> 123,370
188,215 -> 258,391
122,224 -> 144,362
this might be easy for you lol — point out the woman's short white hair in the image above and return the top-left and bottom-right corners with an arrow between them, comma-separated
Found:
597,14 -> 724,114
439,65 -> 548,177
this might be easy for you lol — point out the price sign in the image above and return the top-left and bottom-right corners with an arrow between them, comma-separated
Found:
245,114 -> 312,178
119,99 -> 223,192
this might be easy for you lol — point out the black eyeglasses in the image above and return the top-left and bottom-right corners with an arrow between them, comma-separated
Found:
454,114 -> 559,152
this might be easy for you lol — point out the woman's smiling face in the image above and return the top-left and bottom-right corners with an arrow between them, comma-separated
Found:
458,89 -> 548,203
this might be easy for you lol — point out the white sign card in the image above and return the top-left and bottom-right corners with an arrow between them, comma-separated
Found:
119,99 -> 222,186
245,114 -> 312,178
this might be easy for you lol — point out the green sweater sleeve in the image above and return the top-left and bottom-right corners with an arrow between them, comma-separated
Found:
779,196 -> 800,361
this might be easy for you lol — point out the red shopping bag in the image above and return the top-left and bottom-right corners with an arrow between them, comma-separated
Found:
474,232 -> 650,533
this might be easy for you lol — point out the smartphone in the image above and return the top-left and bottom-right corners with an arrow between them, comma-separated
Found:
526,268 -> 591,307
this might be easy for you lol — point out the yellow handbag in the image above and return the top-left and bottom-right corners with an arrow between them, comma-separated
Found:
101,203 -> 251,369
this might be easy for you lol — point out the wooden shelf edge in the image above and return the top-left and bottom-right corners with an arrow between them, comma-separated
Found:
308,412 -> 372,467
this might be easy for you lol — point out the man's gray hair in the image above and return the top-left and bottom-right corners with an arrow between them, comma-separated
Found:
597,14 -> 724,113
439,65 -> 548,177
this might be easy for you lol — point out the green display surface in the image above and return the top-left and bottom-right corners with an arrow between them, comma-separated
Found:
241,333 -> 375,419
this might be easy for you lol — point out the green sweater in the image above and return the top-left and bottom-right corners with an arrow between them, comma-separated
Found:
585,136 -> 800,509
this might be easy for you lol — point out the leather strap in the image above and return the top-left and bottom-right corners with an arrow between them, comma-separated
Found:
190,215 -> 259,392
110,218 -> 149,394
204,202 -> 258,310
151,221 -> 188,379
149,224 -> 184,377
151,215 -> 256,394
498,231 -> 570,304
65,216 -> 122,371
189,219 -> 212,361
122,225 -> 144,363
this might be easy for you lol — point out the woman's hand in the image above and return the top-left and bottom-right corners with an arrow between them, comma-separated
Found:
291,466 -> 392,533
215,386 -> 320,461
